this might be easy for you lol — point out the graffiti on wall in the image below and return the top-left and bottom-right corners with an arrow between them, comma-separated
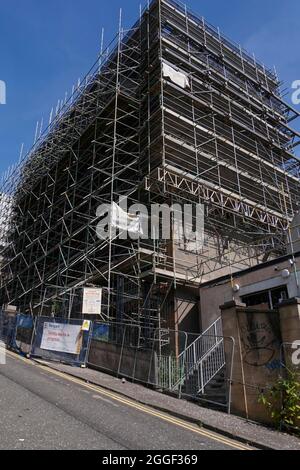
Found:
238,312 -> 281,367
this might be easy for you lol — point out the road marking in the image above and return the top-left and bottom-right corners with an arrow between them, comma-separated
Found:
5,351 -> 253,450
92,394 -> 120,407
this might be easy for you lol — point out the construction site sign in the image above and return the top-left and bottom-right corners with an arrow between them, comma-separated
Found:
82,288 -> 102,315
41,322 -> 83,355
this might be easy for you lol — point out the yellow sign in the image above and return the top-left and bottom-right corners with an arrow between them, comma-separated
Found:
82,320 -> 91,332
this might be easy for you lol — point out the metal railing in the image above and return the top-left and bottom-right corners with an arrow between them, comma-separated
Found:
158,355 -> 185,391
1,310 -> 230,409
185,336 -> 225,395
184,317 -> 223,364
171,317 -> 225,391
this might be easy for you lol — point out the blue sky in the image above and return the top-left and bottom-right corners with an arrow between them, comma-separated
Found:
0,0 -> 300,175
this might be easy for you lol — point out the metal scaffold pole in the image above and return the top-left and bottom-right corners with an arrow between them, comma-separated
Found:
0,0 -> 299,334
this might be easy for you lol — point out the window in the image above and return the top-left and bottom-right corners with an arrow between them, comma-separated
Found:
242,286 -> 288,310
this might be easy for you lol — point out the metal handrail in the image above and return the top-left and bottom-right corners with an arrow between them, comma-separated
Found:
195,339 -> 225,394
171,317 -> 224,390
179,317 -> 223,364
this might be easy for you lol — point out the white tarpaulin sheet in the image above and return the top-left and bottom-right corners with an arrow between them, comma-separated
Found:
41,322 -> 83,355
162,62 -> 190,89
111,202 -> 144,236
82,288 -> 102,315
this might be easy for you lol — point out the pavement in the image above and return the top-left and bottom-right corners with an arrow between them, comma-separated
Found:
0,351 -> 254,451
31,358 -> 300,451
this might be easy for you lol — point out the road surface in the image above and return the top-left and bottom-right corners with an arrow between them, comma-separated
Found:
0,352 -> 253,450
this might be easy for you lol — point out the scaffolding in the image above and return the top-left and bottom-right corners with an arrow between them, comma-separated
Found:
0,0 -> 300,333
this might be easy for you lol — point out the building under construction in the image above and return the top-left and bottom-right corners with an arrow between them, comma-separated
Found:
1,0 -> 300,335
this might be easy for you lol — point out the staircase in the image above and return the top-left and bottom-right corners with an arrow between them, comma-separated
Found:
165,317 -> 228,408
196,367 -> 227,408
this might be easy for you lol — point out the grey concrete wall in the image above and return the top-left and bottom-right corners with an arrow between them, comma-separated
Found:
221,301 -> 282,424
278,298 -> 300,379
88,340 -> 158,385
278,298 -> 300,427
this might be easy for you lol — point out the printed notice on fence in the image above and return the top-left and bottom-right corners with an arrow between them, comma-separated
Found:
82,287 -> 102,315
41,323 -> 83,355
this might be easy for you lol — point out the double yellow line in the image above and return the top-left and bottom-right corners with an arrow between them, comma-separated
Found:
5,350 -> 253,451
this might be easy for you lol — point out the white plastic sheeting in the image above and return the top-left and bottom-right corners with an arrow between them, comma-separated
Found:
111,202 -> 144,236
162,62 -> 190,89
